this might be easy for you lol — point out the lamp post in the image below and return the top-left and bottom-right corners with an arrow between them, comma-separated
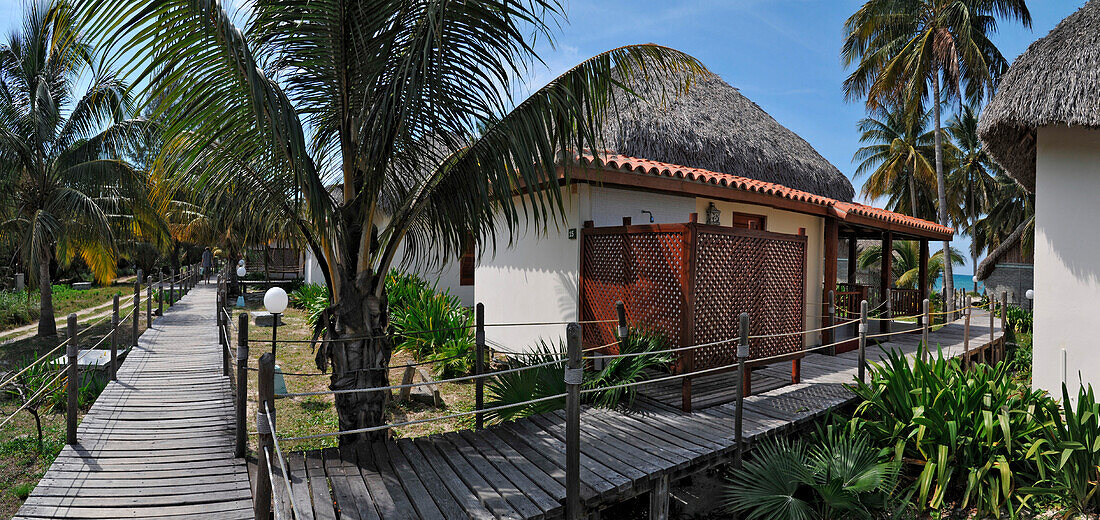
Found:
236,265 -> 247,307
972,275 -> 979,294
1025,289 -> 1034,312
264,286 -> 288,357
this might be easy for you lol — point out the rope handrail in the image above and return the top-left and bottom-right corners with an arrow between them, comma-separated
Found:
277,392 -> 569,442
278,357 -> 568,398
270,318 -> 620,345
746,318 -> 860,340
866,312 -> 925,322
264,403 -> 298,516
864,326 -> 924,340
273,351 -> 470,377
0,341 -> 68,391
261,446 -> 287,520
0,369 -> 66,430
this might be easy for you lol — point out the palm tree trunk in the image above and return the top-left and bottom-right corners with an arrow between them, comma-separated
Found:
908,174 -> 919,217
37,256 -> 56,337
933,74 -> 954,313
324,273 -> 392,445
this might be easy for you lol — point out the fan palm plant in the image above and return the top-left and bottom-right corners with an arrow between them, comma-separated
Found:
853,104 -> 938,220
80,0 -> 704,439
857,240 -> 963,292
0,1 -> 148,336
842,0 -> 1032,314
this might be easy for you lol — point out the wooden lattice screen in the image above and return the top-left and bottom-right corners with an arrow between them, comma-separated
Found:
580,220 -> 807,410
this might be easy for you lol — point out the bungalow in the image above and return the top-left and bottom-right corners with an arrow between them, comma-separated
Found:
474,71 -> 951,408
978,1 -> 1100,395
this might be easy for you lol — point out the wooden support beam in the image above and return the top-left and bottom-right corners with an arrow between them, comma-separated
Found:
823,218 -> 839,349
918,240 -> 929,326
649,474 -> 670,520
847,237 -> 858,283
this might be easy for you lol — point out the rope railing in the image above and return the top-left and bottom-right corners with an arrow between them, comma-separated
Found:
268,318 -> 620,345
0,339 -> 68,391
261,446 -> 287,520
0,369 -> 66,430
264,402 -> 298,516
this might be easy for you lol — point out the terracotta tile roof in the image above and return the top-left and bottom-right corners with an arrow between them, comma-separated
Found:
577,153 -> 954,237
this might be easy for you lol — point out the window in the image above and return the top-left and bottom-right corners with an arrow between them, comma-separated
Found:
732,212 -> 766,230
460,240 -> 475,286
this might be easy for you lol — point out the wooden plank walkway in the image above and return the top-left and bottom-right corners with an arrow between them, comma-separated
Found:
284,311 -> 1004,519
15,284 -> 253,520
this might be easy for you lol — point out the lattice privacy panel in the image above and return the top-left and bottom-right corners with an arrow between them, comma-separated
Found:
581,222 -> 806,370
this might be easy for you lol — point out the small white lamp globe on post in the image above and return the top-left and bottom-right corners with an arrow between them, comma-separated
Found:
264,286 -> 288,357
235,265 -> 247,307
972,275 -> 979,294
1025,289 -> 1034,312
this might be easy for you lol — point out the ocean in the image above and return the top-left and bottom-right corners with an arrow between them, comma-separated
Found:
932,273 -> 984,293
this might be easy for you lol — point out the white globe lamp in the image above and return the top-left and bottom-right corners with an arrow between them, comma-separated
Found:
234,265 -> 247,307
236,266 -> 246,277
1025,289 -> 1034,300
238,259 -> 245,267
265,287 -> 288,356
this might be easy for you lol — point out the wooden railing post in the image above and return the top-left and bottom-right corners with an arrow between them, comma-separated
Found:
158,271 -> 164,316
236,313 -> 249,458
564,322 -> 582,520
146,276 -> 153,328
858,300 -> 868,383
963,305 -> 972,368
884,287 -> 892,334
255,352 -> 275,520
111,294 -> 119,381
66,313 -> 78,445
825,290 -> 836,355
474,302 -> 485,431
219,300 -> 230,377
734,312 -> 749,470
616,301 -> 629,340
132,275 -> 140,348
169,269 -> 175,306
921,298 -> 930,361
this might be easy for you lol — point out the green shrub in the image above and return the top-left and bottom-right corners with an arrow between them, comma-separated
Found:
850,349 -> 1052,517
289,283 -> 330,327
483,328 -> 672,423
724,425 -> 900,520
390,288 -> 474,378
386,269 -> 433,314
0,289 -> 40,329
1026,384 -> 1100,515
1005,305 -> 1033,334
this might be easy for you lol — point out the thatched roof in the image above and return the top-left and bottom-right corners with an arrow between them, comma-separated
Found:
601,70 -> 855,201
978,0 -> 1100,191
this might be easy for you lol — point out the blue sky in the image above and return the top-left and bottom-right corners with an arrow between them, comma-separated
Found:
0,0 -> 1081,273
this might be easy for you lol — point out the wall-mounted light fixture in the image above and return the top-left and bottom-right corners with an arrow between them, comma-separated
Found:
640,210 -> 654,223
705,202 -> 721,225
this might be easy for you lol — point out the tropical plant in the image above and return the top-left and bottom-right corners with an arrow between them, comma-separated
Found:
3,354 -> 63,454
946,104 -> 999,286
385,270 -> 434,317
973,173 -> 1034,272
724,425 -> 900,520
850,349 -> 1051,516
856,240 -> 963,292
0,289 -> 40,329
289,283 -> 330,328
0,1 -> 152,337
390,289 -> 475,379
853,104 -> 938,221
82,0 -> 705,440
1005,305 -> 1032,335
484,328 -> 673,423
842,0 -> 1032,315
1027,384 -> 1100,516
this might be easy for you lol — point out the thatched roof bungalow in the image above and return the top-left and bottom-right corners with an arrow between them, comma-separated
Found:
978,0 -> 1100,395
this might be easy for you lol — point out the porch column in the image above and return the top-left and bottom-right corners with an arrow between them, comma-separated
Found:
880,232 -> 893,332
823,218 -> 839,347
847,236 -> 858,284
918,239 -> 929,326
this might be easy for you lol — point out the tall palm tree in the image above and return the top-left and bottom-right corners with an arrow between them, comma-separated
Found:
83,0 -> 704,439
0,1 -> 146,336
973,173 -> 1034,268
853,104 -> 938,221
842,0 -> 1031,312
946,104 -> 998,290
857,240 -> 964,292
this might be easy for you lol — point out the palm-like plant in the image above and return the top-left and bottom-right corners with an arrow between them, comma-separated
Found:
842,0 -> 1032,313
0,1 -> 146,336
973,173 -> 1034,270
857,240 -> 963,292
83,0 -> 704,439
853,104 -> 938,221
946,105 -> 998,290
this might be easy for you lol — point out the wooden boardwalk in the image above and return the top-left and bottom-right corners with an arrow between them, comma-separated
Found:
15,284 -> 253,520
282,311 -> 1004,520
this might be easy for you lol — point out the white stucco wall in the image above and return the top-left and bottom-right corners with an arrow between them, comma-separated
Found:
1032,126 -> 1100,395
694,199 -> 824,346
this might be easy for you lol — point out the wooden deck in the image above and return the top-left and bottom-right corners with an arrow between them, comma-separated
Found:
14,284 -> 252,520
282,311 -> 1004,520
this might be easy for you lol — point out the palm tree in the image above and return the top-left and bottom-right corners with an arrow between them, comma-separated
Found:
84,0 -> 704,439
853,104 -> 938,220
842,0 -> 1032,313
946,104 -> 998,291
858,240 -> 964,293
0,1 -> 146,336
973,174 -> 1033,270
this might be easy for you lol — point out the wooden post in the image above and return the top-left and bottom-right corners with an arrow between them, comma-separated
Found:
255,352 -> 275,520
146,276 -> 152,328
1000,292 -> 1008,361
564,322 -> 582,520
236,313 -> 249,458
474,302 -> 485,430
219,302 -> 229,377
680,214 -> 698,413
858,300 -> 868,383
66,313 -> 78,445
158,271 -> 164,316
922,299 -> 930,361
823,218 -> 839,345
170,269 -> 175,305
734,312 -> 749,470
110,294 -> 119,381
963,305 -> 972,368
649,474 -> 670,520
132,276 -> 140,348
880,232 -> 892,322
847,236 -> 858,284
825,290 -> 836,355
884,287 -> 892,334
616,301 -> 629,339
989,296 -> 996,364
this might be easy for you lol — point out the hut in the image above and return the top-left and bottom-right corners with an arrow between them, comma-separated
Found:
475,69 -> 952,410
978,0 -> 1100,395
